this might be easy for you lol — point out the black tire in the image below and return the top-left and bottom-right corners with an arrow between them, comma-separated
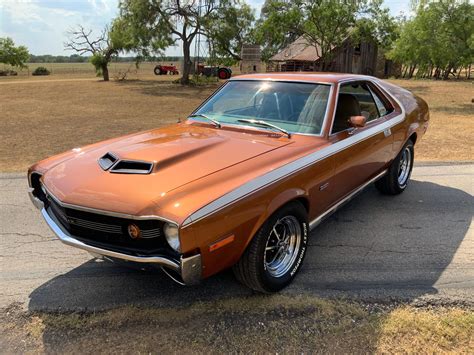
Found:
376,140 -> 414,195
218,68 -> 231,80
153,66 -> 161,75
233,201 -> 309,293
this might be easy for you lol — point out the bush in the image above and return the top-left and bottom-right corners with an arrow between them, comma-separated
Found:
0,69 -> 18,76
32,66 -> 50,76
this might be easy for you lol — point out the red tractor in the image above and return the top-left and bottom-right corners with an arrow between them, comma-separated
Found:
154,64 -> 179,75
197,64 -> 232,79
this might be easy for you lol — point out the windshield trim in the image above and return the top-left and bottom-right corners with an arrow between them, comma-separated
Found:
189,79 -> 335,138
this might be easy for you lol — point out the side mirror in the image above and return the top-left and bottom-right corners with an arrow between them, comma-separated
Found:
349,115 -> 367,128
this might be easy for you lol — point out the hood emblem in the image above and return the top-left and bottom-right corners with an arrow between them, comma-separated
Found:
128,224 -> 142,239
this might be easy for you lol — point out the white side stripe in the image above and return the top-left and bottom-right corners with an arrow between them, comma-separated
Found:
182,85 -> 407,228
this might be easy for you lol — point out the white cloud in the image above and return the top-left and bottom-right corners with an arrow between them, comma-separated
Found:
0,0 -> 118,55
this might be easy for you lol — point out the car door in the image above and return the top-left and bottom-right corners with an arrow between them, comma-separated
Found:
328,80 -> 395,202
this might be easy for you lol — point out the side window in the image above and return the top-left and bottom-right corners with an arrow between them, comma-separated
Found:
332,82 -> 379,134
369,86 -> 392,117
340,83 -> 379,121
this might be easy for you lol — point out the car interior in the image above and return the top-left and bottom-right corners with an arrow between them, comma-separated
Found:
332,82 -> 393,134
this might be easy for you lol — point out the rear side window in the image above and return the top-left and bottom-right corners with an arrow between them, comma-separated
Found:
369,87 -> 392,117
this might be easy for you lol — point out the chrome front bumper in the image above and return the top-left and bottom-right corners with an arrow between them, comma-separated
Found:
33,195 -> 201,285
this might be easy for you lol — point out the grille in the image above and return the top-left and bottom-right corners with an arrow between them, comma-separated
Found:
44,192 -> 172,256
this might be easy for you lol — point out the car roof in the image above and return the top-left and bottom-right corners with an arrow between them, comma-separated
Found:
230,72 -> 375,84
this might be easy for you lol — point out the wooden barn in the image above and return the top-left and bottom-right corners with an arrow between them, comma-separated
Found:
268,36 -> 398,77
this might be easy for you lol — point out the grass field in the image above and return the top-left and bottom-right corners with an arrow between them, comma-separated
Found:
0,73 -> 472,172
390,79 -> 473,162
2,62 -> 174,79
2,296 -> 473,353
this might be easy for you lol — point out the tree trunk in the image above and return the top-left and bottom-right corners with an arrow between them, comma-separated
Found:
402,65 -> 409,78
102,64 -> 109,81
180,40 -> 192,85
443,65 -> 452,80
408,64 -> 416,79
467,64 -> 472,80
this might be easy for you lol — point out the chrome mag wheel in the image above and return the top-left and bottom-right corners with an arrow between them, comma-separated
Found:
264,215 -> 302,278
398,146 -> 412,187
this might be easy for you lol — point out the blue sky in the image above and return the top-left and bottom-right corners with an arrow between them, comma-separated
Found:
0,0 -> 412,56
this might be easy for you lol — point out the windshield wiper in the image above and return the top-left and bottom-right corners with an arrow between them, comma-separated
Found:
237,119 -> 291,138
188,114 -> 221,128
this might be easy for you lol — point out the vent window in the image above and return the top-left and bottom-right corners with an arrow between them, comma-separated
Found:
99,152 -> 118,170
110,160 -> 153,174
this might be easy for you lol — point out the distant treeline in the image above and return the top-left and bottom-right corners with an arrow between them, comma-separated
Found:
28,54 -> 184,63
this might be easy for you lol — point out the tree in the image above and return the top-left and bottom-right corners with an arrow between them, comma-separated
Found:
64,25 -> 123,81
119,0 -> 218,85
253,0 -> 303,61
390,0 -> 474,79
204,1 -> 256,65
255,0 -> 400,69
255,0 -> 381,68
0,37 -> 30,68
353,0 -> 400,51
118,0 -> 251,84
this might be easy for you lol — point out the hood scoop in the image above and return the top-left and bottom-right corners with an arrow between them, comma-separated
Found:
98,152 -> 118,170
99,152 -> 154,175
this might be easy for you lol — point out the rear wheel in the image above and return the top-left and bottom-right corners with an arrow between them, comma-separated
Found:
376,140 -> 414,195
218,68 -> 231,79
233,201 -> 308,293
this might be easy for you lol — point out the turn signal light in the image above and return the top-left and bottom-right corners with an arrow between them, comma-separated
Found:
209,235 -> 235,252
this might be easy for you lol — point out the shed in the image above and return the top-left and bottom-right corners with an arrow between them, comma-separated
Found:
269,36 -> 389,77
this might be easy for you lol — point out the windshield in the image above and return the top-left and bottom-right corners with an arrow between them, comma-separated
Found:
192,80 -> 331,135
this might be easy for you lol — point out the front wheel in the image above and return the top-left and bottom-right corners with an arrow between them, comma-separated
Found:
376,140 -> 414,195
233,201 -> 308,293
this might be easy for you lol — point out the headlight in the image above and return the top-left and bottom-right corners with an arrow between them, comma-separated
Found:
163,223 -> 181,252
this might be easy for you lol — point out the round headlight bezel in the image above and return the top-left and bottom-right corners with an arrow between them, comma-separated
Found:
163,222 -> 181,253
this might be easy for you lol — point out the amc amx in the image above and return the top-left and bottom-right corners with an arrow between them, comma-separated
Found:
28,73 -> 429,292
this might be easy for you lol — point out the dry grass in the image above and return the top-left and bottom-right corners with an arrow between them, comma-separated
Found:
388,79 -> 473,161
0,76 -> 472,172
378,306 -> 474,354
0,78 -> 218,172
2,62 -> 174,79
1,296 -> 473,353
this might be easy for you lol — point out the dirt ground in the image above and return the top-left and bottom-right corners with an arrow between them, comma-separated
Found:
1,296 -> 473,354
0,77 -> 217,172
0,76 -> 472,172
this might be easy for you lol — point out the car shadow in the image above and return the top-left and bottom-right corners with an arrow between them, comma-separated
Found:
28,179 -> 472,311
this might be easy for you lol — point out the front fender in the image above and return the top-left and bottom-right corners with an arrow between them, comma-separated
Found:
245,188 -> 308,251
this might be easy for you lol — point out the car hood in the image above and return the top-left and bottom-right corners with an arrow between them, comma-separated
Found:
42,123 -> 293,216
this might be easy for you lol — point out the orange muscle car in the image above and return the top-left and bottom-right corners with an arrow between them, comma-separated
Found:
28,73 -> 429,292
